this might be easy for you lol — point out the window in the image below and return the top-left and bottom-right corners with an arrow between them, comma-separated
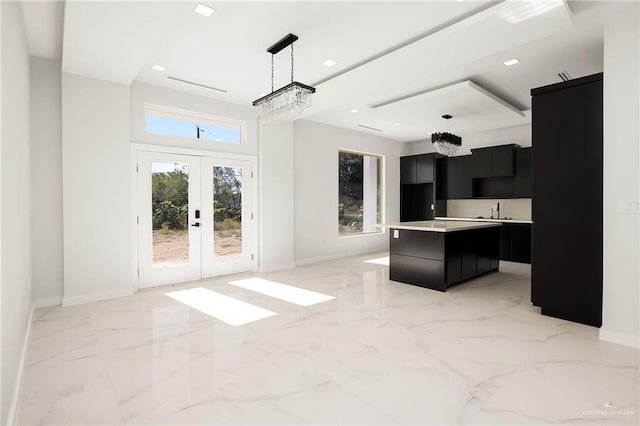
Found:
338,150 -> 383,236
144,104 -> 244,145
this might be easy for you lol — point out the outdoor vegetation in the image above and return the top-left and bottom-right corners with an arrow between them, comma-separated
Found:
152,167 -> 189,232
338,151 -> 364,234
212,166 -> 242,240
151,164 -> 243,265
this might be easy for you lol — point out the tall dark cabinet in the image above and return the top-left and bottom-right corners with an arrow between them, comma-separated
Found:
400,153 -> 445,221
530,73 -> 603,327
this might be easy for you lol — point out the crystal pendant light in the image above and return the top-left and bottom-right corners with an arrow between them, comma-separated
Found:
431,114 -> 462,156
252,34 -> 316,125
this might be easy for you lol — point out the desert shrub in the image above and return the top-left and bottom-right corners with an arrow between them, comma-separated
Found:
216,218 -> 241,231
153,200 -> 188,230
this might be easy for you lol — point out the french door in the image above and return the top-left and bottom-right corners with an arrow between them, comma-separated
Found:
137,151 -> 255,288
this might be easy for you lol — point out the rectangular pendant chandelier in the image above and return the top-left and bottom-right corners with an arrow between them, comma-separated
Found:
252,33 -> 316,125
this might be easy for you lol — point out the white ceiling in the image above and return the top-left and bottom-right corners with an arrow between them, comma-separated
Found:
24,0 -> 614,142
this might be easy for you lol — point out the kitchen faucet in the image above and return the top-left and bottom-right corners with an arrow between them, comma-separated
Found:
491,202 -> 501,219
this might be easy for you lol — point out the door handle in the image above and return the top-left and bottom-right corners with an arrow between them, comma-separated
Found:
191,222 -> 200,227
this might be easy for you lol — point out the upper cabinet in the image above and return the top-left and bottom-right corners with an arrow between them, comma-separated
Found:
400,156 -> 418,184
446,155 -> 473,199
401,154 -> 436,184
514,147 -> 532,198
416,155 -> 435,183
471,144 -> 516,178
400,144 -> 532,205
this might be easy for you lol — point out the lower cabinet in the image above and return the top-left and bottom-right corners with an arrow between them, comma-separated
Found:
499,223 -> 531,263
510,224 -> 532,263
400,183 -> 434,221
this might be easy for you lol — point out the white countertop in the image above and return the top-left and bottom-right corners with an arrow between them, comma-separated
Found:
436,216 -> 533,224
386,220 -> 502,233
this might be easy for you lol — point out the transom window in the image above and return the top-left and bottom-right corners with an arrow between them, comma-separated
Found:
338,150 -> 383,236
144,104 -> 244,145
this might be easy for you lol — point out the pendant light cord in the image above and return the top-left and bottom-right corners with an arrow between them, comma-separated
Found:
269,41 -> 295,91
271,54 -> 275,93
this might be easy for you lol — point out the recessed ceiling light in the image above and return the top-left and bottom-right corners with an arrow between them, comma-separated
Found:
194,3 -> 215,17
456,0 -> 464,3
151,64 -> 166,72
393,122 -> 400,126
504,58 -> 520,67
350,109 -> 359,113
323,59 -> 337,67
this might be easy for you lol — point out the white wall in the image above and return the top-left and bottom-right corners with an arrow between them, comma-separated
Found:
409,123 -> 531,155
130,82 -> 258,156
61,73 -> 133,304
259,121 -> 295,271
446,199 -> 532,221
31,58 -> 63,307
600,3 -> 640,348
1,2 -> 33,422
293,120 -> 406,264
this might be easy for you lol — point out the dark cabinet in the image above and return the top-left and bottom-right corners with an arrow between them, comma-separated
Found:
444,155 -> 473,199
491,147 -> 515,177
400,156 -> 418,184
499,224 -> 511,260
471,145 -> 516,178
416,155 -> 435,183
442,144 -> 529,200
401,184 -> 433,222
400,153 -> 442,221
435,158 -> 447,216
473,150 -> 491,177
531,73 -> 603,327
445,157 -> 459,199
498,223 -> 531,263
514,147 -> 532,198
401,154 -> 435,184
457,156 -> 473,199
389,226 -> 499,292
510,223 -> 531,263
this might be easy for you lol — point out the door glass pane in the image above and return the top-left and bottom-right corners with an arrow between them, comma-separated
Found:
152,162 -> 189,267
213,166 -> 242,258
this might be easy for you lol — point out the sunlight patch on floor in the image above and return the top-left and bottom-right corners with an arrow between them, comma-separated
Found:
228,277 -> 335,306
364,256 -> 389,265
166,287 -> 276,326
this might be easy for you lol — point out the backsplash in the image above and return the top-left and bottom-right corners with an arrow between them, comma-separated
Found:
446,199 -> 532,221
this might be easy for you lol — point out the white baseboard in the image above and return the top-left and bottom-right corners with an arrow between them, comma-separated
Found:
62,287 -> 134,306
599,327 -> 640,349
258,262 -> 296,273
295,254 -> 340,266
33,296 -> 62,308
296,250 -> 385,267
7,303 -> 35,425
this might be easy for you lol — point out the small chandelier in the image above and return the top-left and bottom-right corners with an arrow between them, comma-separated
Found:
252,33 -> 316,125
431,114 -> 461,156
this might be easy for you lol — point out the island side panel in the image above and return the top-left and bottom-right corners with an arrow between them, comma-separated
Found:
444,227 -> 500,287
389,228 -> 446,291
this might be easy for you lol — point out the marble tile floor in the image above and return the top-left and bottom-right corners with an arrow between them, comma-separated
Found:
16,253 -> 639,425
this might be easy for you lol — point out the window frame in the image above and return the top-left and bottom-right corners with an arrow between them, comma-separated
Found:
144,103 -> 247,146
337,148 -> 385,238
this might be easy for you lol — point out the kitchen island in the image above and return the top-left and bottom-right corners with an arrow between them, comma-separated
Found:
388,220 -> 501,291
